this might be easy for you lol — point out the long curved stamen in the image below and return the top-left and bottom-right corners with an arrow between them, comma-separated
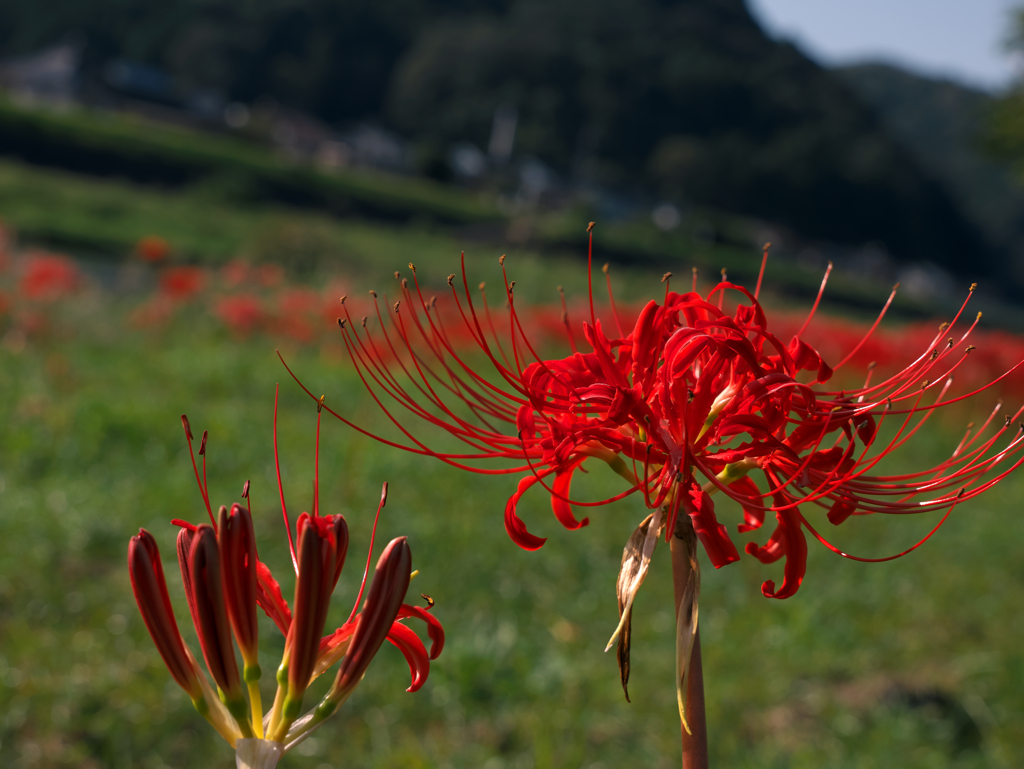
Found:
346,482 -> 389,625
314,395 -> 325,517
795,261 -> 833,338
587,222 -> 596,327
559,285 -> 579,353
603,263 -> 625,338
274,385 -> 297,573
753,243 -> 769,300
182,415 -> 216,527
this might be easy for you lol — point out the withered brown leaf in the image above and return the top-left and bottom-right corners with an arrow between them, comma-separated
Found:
607,509 -> 665,701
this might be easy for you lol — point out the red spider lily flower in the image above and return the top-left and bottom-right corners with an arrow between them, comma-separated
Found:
19,253 -> 79,300
128,403 -> 444,765
281,233 -> 1024,725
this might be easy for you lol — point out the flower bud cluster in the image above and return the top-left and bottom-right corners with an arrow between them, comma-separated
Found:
128,418 -> 443,764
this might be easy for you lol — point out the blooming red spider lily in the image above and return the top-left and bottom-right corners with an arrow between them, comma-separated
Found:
127,400 -> 444,767
282,229 -> 1024,764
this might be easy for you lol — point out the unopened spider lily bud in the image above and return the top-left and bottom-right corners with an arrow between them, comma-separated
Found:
128,529 -> 204,703
184,524 -> 253,736
219,504 -> 260,672
131,413 -> 444,764
129,529 -> 242,747
219,503 -> 266,737
326,537 -> 411,707
270,513 -> 348,740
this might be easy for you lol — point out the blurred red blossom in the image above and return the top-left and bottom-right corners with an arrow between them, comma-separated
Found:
278,287 -> 322,316
216,295 -> 265,336
159,266 -> 207,301
19,253 -> 79,300
136,235 -> 171,263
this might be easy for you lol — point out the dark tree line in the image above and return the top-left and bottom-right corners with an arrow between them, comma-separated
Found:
0,0 -> 997,275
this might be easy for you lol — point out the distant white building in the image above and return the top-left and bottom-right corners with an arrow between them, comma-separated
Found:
0,43 -> 81,105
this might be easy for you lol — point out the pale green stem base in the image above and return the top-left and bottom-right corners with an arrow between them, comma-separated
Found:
235,738 -> 284,769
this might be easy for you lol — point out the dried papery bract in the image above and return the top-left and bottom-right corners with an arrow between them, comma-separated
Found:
282,228 -> 1024,767
127,409 -> 444,767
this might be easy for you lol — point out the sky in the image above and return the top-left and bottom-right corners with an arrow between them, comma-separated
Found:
746,0 -> 1022,91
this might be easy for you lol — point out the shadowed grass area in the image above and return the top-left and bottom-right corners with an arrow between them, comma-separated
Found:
0,294 -> 1022,769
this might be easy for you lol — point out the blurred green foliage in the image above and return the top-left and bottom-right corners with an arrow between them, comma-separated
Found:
0,276 -> 1022,768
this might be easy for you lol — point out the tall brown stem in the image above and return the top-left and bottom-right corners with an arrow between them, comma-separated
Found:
671,532 -> 708,769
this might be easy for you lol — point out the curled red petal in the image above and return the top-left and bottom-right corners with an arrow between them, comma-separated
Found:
319,621 -> 357,655
755,510 -> 807,600
730,476 -> 766,533
744,523 -> 785,564
630,300 -> 661,390
551,462 -> 589,531
516,404 -> 536,438
386,620 -> 430,692
256,559 -> 292,635
827,496 -> 857,526
683,476 -> 740,568
788,335 -> 833,383
396,604 -> 446,659
504,474 -> 549,550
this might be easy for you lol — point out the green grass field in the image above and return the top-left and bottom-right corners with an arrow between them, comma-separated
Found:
1,273 -> 1022,769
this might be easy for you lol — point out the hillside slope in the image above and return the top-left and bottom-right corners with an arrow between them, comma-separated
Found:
0,0 -> 997,281
836,63 -> 1024,285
